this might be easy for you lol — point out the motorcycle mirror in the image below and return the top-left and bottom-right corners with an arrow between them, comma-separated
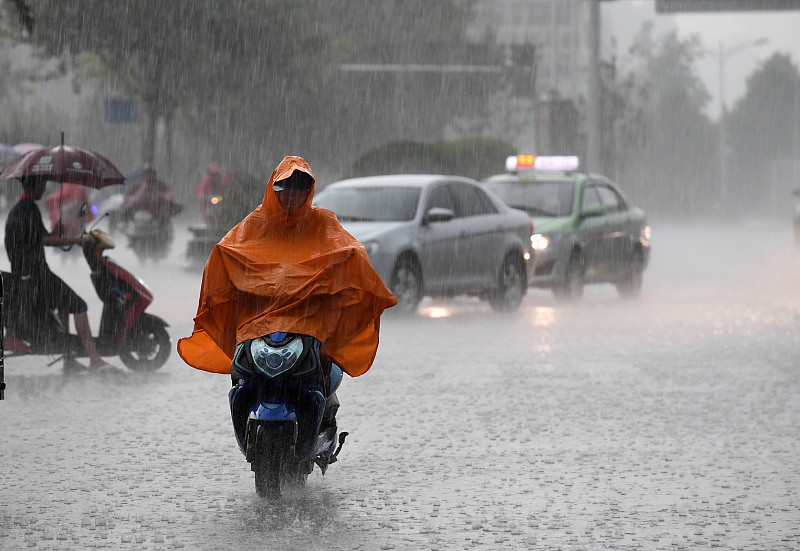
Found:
89,211 -> 110,233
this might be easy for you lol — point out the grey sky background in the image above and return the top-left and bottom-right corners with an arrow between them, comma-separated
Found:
603,0 -> 800,120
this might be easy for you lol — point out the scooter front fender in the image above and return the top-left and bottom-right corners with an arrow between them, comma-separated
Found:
249,400 -> 298,427
244,401 -> 298,462
229,381 -> 300,456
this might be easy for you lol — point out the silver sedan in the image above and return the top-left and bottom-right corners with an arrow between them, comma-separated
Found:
313,174 -> 534,314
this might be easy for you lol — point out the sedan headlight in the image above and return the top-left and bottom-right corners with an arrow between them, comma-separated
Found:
248,335 -> 304,378
530,233 -> 551,251
640,225 -> 651,245
363,240 -> 380,257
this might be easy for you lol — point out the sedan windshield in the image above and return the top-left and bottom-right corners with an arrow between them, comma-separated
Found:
314,186 -> 421,222
485,180 -> 574,217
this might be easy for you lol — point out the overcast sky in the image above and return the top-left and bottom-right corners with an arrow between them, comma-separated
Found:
602,0 -> 800,119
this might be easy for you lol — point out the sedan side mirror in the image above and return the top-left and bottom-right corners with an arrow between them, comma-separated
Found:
424,207 -> 455,225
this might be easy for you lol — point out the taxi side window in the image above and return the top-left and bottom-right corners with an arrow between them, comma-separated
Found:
450,183 -> 497,217
595,184 -> 625,213
426,184 -> 457,213
580,185 -> 602,215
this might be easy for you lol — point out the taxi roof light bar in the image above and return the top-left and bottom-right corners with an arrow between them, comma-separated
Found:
506,155 -> 580,173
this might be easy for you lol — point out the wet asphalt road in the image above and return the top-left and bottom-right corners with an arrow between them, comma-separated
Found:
1,218 -> 799,550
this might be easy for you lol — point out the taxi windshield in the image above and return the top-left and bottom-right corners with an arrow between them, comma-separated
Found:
314,186 -> 421,222
485,180 -> 574,217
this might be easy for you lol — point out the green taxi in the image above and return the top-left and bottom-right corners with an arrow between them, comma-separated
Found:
483,156 -> 650,300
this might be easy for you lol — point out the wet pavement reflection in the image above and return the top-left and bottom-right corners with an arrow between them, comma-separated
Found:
1,219 -> 799,549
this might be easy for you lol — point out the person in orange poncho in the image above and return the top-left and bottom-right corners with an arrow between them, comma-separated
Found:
177,156 -> 397,378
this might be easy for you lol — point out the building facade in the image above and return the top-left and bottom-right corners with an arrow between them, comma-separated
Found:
467,0 -> 593,154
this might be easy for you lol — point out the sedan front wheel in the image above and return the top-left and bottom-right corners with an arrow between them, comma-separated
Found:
489,254 -> 525,312
616,248 -> 644,298
390,257 -> 423,315
553,252 -> 584,301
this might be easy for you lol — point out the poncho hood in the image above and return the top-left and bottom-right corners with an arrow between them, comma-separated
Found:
177,156 -> 397,376
259,155 -> 315,228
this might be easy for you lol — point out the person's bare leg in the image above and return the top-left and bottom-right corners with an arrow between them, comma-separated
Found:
74,311 -> 106,369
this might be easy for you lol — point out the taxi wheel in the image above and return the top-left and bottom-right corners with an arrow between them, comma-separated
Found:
390,257 -> 423,315
617,249 -> 644,298
554,253 -> 584,301
489,254 -> 525,312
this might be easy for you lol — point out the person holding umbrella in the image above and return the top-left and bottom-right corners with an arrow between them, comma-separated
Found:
4,174 -> 118,372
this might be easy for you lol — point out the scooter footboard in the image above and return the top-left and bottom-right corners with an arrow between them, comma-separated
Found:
311,426 -> 338,459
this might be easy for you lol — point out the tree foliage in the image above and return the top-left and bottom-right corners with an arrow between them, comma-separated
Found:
726,53 -> 800,213
615,23 -> 717,216
10,1 -> 324,166
346,137 -> 515,180
6,0 -> 499,183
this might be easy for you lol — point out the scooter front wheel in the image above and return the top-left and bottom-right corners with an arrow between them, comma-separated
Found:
119,315 -> 171,371
253,424 -> 285,498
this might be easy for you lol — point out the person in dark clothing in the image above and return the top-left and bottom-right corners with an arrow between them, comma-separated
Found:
4,175 -> 116,371
120,164 -> 181,222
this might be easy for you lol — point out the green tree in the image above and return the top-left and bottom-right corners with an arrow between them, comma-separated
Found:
346,137 -> 515,180
616,23 -> 717,216
6,1 -> 323,169
726,53 -> 800,214
187,0 -> 502,175
3,1 -> 500,184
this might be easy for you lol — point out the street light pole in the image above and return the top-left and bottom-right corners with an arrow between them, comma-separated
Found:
718,41 -> 728,210
587,0 -> 601,173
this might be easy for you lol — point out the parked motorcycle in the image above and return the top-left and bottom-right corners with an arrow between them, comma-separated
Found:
229,331 -> 348,497
2,229 -> 171,371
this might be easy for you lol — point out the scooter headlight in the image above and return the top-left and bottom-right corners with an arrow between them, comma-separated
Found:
249,335 -> 304,378
132,210 -> 154,222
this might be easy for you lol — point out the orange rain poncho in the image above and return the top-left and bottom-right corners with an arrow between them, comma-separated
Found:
177,156 -> 397,377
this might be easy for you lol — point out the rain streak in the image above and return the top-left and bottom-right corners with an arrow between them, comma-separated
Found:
1,1 -> 800,550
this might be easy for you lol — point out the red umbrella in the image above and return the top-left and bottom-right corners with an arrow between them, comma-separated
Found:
0,144 -> 125,189
11,143 -> 45,155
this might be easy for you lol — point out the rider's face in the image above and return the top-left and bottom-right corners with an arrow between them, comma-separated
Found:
273,172 -> 312,214
275,189 -> 310,213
